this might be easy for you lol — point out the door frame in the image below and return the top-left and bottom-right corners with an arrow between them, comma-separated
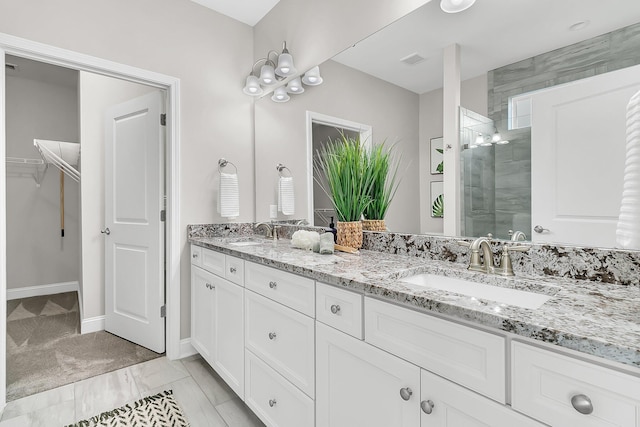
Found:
305,111 -> 372,226
0,32 -> 182,409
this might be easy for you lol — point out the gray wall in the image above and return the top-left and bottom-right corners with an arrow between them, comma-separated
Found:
5,65 -> 80,289
255,59 -> 421,233
488,22 -> 640,239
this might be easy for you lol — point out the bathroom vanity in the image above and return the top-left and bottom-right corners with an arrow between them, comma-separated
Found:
189,232 -> 640,427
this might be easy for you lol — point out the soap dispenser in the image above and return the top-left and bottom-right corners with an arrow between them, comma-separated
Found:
328,216 -> 337,243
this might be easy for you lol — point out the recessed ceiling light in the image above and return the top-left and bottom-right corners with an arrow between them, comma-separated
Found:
569,21 -> 590,31
440,0 -> 476,14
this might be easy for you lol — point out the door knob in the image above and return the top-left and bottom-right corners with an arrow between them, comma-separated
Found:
100,227 -> 111,235
533,225 -> 549,234
399,387 -> 413,401
420,400 -> 435,414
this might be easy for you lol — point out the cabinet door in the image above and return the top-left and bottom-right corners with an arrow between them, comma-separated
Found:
212,276 -> 245,399
191,265 -> 215,364
316,322 -> 420,427
421,370 -> 544,427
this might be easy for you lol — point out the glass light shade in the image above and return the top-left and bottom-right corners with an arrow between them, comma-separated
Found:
286,77 -> 305,94
302,66 -> 323,86
242,75 -> 263,96
474,134 -> 484,146
259,63 -> 277,85
491,130 -> 501,143
271,86 -> 290,103
275,53 -> 296,77
440,0 -> 476,13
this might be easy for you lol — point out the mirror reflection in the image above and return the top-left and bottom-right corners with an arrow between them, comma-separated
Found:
254,0 -> 640,249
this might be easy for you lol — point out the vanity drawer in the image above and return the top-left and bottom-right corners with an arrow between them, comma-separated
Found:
245,350 -> 314,427
190,245 -> 202,267
245,261 -> 315,317
225,256 -> 244,286
316,282 -> 363,339
245,290 -> 315,397
512,342 -> 640,427
364,297 -> 506,403
201,247 -> 226,277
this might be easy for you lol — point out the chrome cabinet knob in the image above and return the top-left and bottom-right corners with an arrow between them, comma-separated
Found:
205,283 -> 214,290
100,228 -> 111,235
399,387 -> 413,401
330,304 -> 341,314
268,332 -> 277,340
420,400 -> 435,415
571,394 -> 593,415
230,267 -> 237,273
269,281 -> 277,289
192,253 -> 199,259
268,399 -> 277,407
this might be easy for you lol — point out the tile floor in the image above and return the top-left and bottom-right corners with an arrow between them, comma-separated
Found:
0,355 -> 266,426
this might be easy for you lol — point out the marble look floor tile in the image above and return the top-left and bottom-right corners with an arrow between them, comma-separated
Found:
74,367 -> 139,421
21,400 -> 75,427
182,356 -> 236,405
1,384 -> 73,421
216,397 -> 266,427
130,356 -> 190,392
147,376 -> 227,427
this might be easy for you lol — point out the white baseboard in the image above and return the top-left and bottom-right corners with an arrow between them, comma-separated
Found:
178,338 -> 197,359
7,281 -> 79,300
81,315 -> 105,334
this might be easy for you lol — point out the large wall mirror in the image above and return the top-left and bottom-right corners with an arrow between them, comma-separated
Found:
254,0 -> 640,249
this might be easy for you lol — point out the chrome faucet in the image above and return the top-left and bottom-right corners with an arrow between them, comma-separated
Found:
254,222 -> 273,238
509,230 -> 527,241
459,235 -> 495,274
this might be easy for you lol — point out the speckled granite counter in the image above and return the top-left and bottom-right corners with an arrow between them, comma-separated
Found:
189,235 -> 640,371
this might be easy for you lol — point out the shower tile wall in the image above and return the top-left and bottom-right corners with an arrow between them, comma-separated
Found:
487,21 -> 640,238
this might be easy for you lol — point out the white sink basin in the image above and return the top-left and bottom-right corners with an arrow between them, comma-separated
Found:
228,238 -> 265,247
400,274 -> 553,310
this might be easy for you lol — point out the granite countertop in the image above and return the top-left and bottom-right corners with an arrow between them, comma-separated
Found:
189,235 -> 640,370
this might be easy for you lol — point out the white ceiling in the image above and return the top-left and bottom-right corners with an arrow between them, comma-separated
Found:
190,0 -> 280,26
332,0 -> 640,94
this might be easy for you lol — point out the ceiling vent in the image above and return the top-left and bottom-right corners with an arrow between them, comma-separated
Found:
5,63 -> 18,71
400,53 -> 426,66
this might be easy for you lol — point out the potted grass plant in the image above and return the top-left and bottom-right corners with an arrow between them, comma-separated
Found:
314,132 -> 374,248
362,142 -> 401,231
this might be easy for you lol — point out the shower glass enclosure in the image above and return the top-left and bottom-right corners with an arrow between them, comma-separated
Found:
460,107 -> 531,240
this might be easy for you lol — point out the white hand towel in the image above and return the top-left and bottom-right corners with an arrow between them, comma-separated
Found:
616,89 -> 640,248
218,172 -> 240,218
278,176 -> 295,216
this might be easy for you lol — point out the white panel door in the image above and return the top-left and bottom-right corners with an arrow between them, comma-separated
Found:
316,322 -> 420,427
531,65 -> 640,247
104,92 -> 164,353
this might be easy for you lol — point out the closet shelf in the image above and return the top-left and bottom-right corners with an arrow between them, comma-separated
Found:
6,156 -> 48,187
34,139 -> 81,183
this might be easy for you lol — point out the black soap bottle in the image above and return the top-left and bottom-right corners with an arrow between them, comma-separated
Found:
328,216 -> 337,243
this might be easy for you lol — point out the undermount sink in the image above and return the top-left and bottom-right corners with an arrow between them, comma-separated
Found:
227,238 -> 265,247
399,273 -> 554,310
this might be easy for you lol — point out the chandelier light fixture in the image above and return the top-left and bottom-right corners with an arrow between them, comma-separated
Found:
243,41 -> 323,103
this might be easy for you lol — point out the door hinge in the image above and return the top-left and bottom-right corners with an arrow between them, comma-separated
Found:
160,210 -> 166,222
160,305 -> 166,318
160,113 -> 166,126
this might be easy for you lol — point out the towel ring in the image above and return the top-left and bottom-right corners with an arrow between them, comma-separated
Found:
218,158 -> 238,174
276,163 -> 292,177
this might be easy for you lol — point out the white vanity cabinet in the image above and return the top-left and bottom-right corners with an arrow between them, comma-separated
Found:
244,261 -> 316,427
190,246 -> 245,398
512,341 -> 640,427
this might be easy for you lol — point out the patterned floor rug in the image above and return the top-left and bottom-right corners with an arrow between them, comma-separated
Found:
66,390 -> 189,426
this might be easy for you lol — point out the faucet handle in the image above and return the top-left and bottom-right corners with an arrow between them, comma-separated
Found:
506,245 -> 530,253
457,240 -> 471,248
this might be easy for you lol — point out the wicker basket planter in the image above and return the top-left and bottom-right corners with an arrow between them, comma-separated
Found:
337,221 -> 363,249
362,219 -> 386,232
